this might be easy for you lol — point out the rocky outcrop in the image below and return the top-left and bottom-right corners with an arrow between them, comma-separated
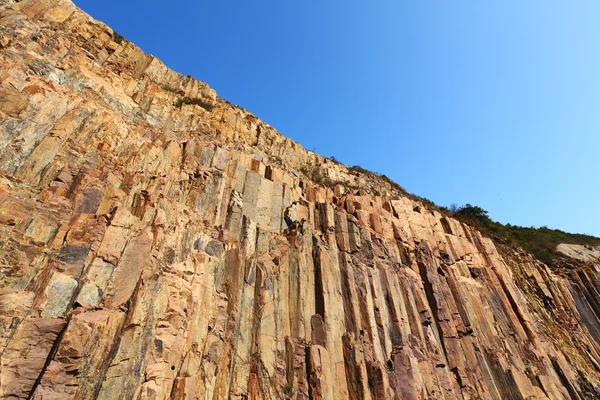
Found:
557,244 -> 600,263
1,1 -> 600,399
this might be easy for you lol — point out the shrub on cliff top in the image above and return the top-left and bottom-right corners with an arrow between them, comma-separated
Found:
453,204 -> 492,226
112,31 -> 125,44
174,97 -> 215,111
449,204 -> 600,266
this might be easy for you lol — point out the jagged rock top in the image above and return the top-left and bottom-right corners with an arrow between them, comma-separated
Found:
1,0 -> 417,201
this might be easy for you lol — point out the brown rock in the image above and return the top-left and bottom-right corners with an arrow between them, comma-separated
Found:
0,1 -> 599,399
0,87 -> 28,117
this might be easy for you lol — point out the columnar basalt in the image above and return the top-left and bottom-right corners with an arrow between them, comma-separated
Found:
1,1 -> 600,399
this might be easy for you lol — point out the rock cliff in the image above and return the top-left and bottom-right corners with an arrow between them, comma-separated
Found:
1,1 -> 600,399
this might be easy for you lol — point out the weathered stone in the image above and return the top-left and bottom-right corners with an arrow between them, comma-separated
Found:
0,87 -> 29,117
205,239 -> 224,256
40,272 -> 79,318
1,318 -> 66,399
0,1 -> 599,399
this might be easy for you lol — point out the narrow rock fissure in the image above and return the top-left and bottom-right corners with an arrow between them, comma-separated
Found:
551,358 -> 582,400
495,270 -> 535,341
312,235 -> 325,319
576,270 -> 600,323
305,346 -> 314,400
339,254 -> 357,334
92,276 -> 145,399
26,317 -> 70,400
482,349 -> 520,400
416,244 -> 450,367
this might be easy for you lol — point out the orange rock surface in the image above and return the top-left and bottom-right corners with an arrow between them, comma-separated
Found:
1,1 -> 600,398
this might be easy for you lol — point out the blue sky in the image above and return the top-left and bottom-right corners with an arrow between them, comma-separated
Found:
74,0 -> 600,236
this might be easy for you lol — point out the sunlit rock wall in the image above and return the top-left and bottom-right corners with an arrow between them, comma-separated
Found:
1,1 -> 600,399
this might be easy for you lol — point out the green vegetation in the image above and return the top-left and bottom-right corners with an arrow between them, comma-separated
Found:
449,204 -> 600,265
174,97 -> 215,111
349,165 -> 454,216
283,383 -> 294,397
379,174 -> 409,196
349,165 -> 369,174
112,31 -> 125,44
308,161 -> 599,266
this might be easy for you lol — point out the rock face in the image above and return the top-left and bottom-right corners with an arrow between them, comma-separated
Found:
1,1 -> 600,399
557,244 -> 600,263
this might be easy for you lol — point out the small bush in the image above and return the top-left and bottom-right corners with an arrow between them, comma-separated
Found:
378,174 -> 408,195
283,383 -> 294,397
449,203 -> 600,266
300,166 -> 312,177
112,31 -> 125,44
453,204 -> 492,226
174,97 -> 215,111
350,165 -> 369,174
386,360 -> 394,371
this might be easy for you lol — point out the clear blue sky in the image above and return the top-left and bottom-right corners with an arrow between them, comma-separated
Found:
74,0 -> 600,237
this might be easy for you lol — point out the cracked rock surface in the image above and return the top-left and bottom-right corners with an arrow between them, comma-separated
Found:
1,1 -> 600,399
